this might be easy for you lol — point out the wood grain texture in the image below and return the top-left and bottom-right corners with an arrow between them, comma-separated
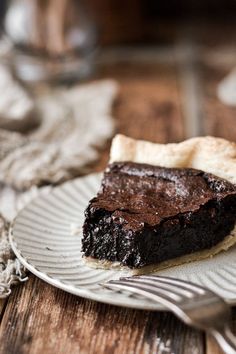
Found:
0,299 -> 7,322
97,61 -> 185,143
0,277 -> 204,354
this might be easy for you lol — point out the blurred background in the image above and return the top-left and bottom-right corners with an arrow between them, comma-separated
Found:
2,0 -> 236,45
79,0 -> 236,45
0,0 -> 236,189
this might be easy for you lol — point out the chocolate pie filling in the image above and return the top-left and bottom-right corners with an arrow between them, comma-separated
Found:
82,162 -> 236,268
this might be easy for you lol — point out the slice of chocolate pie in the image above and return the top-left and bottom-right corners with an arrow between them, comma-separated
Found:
82,135 -> 236,272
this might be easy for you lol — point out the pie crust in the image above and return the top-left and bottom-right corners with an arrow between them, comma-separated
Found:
110,134 -> 236,184
84,134 -> 236,272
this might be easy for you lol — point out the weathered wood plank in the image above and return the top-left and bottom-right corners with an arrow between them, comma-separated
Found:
0,299 -> 7,322
0,276 -> 204,354
97,60 -> 185,143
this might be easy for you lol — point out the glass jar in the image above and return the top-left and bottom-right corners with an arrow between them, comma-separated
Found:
4,0 -> 97,82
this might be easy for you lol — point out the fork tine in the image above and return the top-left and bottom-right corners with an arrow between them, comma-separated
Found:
107,279 -> 183,302
102,280 -> 236,353
104,280 -> 192,322
117,276 -> 194,298
121,276 -> 206,295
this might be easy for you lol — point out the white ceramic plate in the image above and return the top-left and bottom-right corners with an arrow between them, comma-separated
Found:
10,173 -> 236,310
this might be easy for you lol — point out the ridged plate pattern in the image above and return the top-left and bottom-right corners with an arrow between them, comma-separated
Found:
10,173 -> 236,310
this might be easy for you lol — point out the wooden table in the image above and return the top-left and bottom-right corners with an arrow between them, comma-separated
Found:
0,43 -> 236,354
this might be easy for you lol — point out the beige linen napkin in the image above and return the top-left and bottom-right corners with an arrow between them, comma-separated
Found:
0,67 -> 118,297
0,185 -> 27,298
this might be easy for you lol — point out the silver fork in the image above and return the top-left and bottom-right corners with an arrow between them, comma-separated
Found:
103,275 -> 236,354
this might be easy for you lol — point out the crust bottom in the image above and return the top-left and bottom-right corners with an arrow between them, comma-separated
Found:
83,225 -> 236,275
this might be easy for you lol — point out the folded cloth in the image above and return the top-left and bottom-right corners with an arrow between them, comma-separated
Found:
0,186 -> 27,298
0,184 -> 52,298
0,215 -> 28,298
0,79 -> 118,189
0,72 -> 118,297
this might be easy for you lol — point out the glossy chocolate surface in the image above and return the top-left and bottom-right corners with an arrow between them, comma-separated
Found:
82,162 -> 236,268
